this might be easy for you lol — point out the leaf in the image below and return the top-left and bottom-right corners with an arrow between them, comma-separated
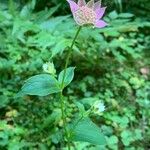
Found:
51,39 -> 70,58
34,5 -> 61,23
118,13 -> 134,18
18,74 -> 61,96
0,95 -> 9,108
107,135 -> 118,145
0,132 -> 8,146
71,118 -> 106,145
28,31 -> 55,49
108,11 -> 118,19
58,67 -> 75,88
40,16 -> 70,31
20,0 -> 36,17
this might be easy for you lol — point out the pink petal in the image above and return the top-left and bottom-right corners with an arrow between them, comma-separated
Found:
67,0 -> 79,13
95,7 -> 106,19
86,0 -> 94,8
94,0 -> 101,10
78,0 -> 86,7
94,20 -> 108,28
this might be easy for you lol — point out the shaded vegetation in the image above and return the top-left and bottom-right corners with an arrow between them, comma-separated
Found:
0,0 -> 150,149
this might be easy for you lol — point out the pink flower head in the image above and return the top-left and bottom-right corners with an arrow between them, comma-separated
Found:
67,0 -> 107,28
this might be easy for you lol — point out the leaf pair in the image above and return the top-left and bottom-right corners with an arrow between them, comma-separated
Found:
17,67 -> 75,97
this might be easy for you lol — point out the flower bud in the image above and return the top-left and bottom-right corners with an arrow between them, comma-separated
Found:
92,101 -> 105,115
43,62 -> 56,75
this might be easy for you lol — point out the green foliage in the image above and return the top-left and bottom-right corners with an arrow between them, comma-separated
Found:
106,135 -> 118,150
0,0 -> 150,149
121,129 -> 143,146
0,120 -> 27,150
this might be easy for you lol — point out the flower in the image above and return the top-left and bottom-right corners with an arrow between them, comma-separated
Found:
67,0 -> 107,28
43,62 -> 56,75
93,101 -> 105,114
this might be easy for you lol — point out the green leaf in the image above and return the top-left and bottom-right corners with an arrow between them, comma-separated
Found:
0,95 -> 9,108
107,135 -> 118,145
18,74 -> 61,96
108,11 -> 118,19
0,132 -> 8,146
107,135 -> 118,150
51,39 -> 70,58
34,5 -> 61,23
58,67 -> 75,88
20,0 -> 36,17
71,118 -> 106,145
118,13 -> 134,18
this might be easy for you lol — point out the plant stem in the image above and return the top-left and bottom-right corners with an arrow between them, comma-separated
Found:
60,26 -> 82,150
61,26 -> 82,89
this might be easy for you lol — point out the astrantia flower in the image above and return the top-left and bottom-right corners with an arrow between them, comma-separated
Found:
67,0 -> 107,28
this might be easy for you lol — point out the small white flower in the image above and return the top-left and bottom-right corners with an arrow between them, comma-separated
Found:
42,62 -> 56,75
93,101 -> 105,114
43,63 -> 48,72
98,102 -> 105,112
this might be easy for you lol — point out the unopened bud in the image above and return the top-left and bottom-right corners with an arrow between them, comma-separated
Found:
43,62 -> 56,75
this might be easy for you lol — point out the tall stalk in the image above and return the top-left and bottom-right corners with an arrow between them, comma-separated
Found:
60,26 -> 82,150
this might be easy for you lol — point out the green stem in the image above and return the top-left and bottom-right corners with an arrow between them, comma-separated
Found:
61,26 -> 82,89
60,26 -> 82,150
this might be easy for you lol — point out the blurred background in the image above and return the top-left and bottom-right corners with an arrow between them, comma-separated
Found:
0,0 -> 150,149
